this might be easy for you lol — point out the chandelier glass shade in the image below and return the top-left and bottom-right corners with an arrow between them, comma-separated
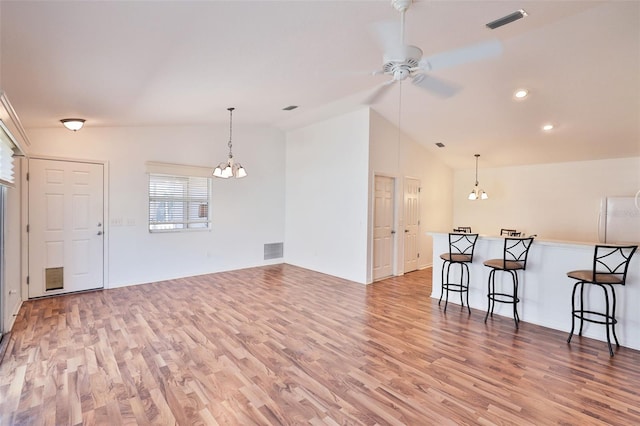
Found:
213,107 -> 247,179
468,154 -> 488,200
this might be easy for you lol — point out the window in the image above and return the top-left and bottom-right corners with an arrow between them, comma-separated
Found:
148,173 -> 211,232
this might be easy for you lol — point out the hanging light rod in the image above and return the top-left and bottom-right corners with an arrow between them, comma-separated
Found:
468,154 -> 488,200
213,107 -> 247,179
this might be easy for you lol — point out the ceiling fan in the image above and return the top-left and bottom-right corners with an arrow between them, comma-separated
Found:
365,0 -> 503,104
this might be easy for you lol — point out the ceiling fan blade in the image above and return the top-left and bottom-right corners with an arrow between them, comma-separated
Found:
364,80 -> 396,105
411,73 -> 460,98
419,39 -> 503,72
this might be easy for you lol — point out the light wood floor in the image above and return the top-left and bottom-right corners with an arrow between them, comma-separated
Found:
1,264 -> 640,425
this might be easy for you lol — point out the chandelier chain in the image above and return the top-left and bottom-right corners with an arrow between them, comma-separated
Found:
227,107 -> 234,158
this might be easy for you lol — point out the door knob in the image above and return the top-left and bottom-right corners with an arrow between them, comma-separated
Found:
97,231 -> 103,236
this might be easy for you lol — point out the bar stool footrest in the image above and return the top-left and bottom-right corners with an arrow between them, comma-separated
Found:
487,292 -> 520,304
571,309 -> 617,326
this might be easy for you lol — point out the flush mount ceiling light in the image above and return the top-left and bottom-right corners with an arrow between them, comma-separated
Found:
60,118 -> 85,131
213,107 -> 247,179
468,154 -> 488,200
542,123 -> 554,131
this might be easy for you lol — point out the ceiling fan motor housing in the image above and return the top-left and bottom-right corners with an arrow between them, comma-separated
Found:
382,45 -> 422,79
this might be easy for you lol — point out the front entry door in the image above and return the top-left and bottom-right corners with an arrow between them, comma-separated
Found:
403,178 -> 420,273
28,158 -> 104,298
373,175 -> 394,281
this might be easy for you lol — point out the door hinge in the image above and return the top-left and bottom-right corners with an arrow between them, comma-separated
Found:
26,276 -> 30,285
418,220 -> 421,226
418,187 -> 421,193
26,224 -> 29,233
417,253 -> 420,258
26,172 -> 29,181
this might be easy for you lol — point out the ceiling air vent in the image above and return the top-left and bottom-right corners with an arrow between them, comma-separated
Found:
486,9 -> 528,30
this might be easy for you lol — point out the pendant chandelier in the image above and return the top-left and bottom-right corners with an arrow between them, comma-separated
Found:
213,107 -> 247,179
468,154 -> 488,200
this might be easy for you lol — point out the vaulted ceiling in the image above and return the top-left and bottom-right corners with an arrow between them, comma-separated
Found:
1,0 -> 638,169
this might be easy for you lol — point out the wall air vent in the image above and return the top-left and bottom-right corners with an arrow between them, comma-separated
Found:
264,242 -> 284,260
486,9 -> 528,30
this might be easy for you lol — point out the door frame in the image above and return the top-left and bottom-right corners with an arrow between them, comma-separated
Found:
21,155 -> 110,299
403,176 -> 421,273
370,173 -> 402,283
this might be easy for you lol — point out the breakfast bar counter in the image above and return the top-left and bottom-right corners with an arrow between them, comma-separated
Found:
430,233 -> 640,350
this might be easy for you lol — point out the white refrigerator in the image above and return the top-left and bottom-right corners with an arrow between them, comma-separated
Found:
598,196 -> 640,245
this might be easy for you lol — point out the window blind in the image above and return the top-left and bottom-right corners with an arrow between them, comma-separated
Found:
149,173 -> 211,232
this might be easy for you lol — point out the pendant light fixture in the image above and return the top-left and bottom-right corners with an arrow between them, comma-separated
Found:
213,107 -> 247,179
468,154 -> 488,200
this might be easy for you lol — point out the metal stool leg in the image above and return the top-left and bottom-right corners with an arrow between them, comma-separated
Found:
484,269 -> 495,323
567,281 -> 580,344
463,263 -> 471,314
439,260 -> 449,305
609,284 -> 620,349
511,270 -> 519,328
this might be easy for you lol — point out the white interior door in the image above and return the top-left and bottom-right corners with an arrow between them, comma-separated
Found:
403,178 -> 420,273
373,175 -> 394,281
28,158 -> 104,298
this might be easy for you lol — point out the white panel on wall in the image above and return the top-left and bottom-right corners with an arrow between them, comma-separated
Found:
285,108 -> 370,284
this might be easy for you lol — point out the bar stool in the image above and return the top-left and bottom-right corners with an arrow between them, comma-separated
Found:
566,244 -> 637,357
439,233 -> 479,313
483,236 -> 534,328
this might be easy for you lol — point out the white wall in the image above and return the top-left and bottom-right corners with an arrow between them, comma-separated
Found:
3,158 -> 22,333
369,110 -> 453,278
453,157 -> 640,241
285,108 -> 370,283
26,124 -> 285,287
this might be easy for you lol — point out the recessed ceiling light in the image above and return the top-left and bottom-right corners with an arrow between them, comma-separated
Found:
514,89 -> 529,99
542,124 -> 554,131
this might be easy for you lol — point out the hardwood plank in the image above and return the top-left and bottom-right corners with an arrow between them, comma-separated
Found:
1,264 -> 640,424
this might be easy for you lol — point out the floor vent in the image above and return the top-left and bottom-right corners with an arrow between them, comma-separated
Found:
264,242 -> 284,260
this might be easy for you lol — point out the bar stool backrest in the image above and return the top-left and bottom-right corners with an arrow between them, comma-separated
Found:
592,245 -> 638,285
453,226 -> 472,233
501,237 -> 535,269
448,233 -> 479,261
501,228 -> 518,236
